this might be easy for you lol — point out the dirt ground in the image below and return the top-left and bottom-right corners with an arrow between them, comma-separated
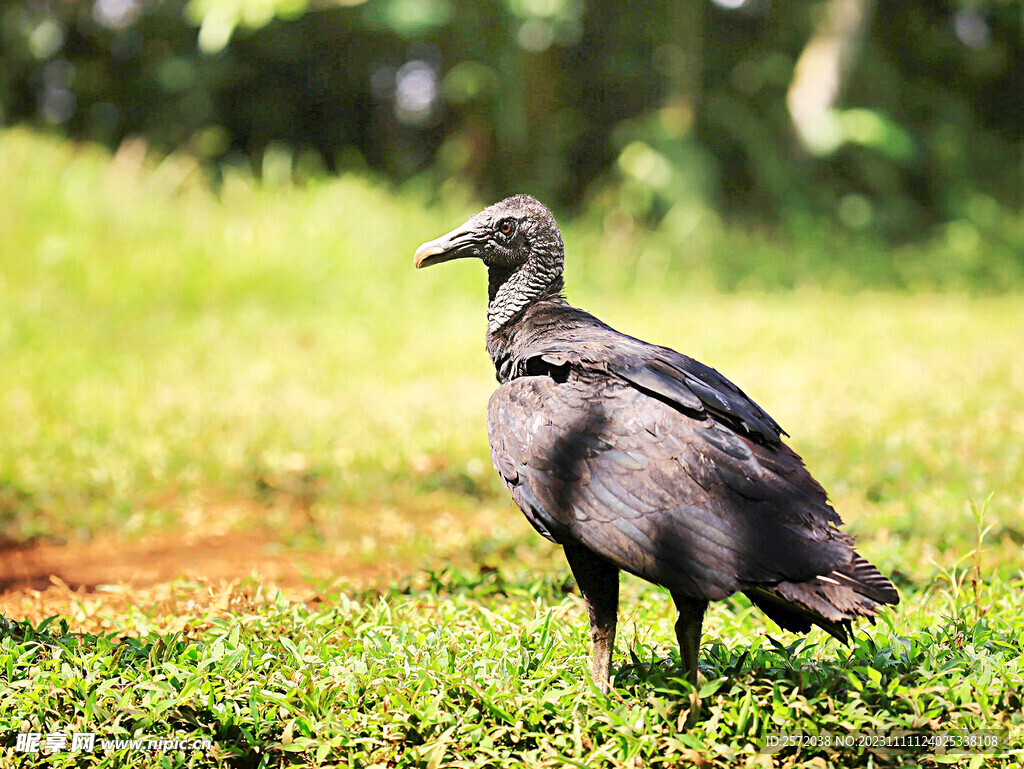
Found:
0,528 -> 402,633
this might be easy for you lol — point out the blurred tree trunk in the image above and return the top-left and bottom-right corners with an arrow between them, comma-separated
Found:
524,46 -> 559,201
666,0 -> 704,138
787,0 -> 875,154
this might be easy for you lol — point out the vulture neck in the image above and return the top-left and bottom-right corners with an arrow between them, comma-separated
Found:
486,260 -> 564,335
486,261 -> 568,382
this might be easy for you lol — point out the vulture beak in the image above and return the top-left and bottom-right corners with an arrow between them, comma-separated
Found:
413,221 -> 478,268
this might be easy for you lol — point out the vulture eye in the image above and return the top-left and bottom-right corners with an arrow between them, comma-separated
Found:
498,218 -> 516,237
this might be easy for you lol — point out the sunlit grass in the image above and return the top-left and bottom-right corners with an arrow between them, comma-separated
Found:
2,129 -> 1021,582
2,129 -> 1024,767
1,567 -> 1022,767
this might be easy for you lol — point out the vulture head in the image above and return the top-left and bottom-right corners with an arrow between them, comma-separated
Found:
414,194 -> 564,275
414,195 -> 566,331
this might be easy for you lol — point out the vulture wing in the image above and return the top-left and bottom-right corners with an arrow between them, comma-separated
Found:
488,316 -> 897,629
500,304 -> 786,447
488,369 -> 847,601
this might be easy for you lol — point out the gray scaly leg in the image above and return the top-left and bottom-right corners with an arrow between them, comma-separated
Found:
671,592 -> 708,688
564,543 -> 620,693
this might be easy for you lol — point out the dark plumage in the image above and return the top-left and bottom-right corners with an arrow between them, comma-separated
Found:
414,195 -> 898,693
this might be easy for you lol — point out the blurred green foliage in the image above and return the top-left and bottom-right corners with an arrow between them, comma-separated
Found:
2,129 -> 1023,565
0,0 -> 1022,282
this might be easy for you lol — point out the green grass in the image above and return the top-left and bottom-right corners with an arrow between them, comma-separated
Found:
1,129 -> 1023,766
2,564 -> 1022,767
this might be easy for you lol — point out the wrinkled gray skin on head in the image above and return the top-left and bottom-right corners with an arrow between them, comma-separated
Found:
413,194 -> 565,332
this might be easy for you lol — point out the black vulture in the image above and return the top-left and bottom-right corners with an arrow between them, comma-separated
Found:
414,194 -> 898,693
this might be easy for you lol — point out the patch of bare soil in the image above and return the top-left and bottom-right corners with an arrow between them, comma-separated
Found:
0,529 -> 401,632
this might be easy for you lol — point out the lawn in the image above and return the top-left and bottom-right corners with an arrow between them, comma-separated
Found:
1,130 -> 1022,767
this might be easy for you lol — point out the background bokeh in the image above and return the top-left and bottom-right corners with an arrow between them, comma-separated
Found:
2,0 -> 1023,575
1,1 -> 1022,586
2,6 -> 1023,763
3,0 -> 1022,288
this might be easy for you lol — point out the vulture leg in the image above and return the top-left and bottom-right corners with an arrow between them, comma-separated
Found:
671,592 -> 708,687
564,543 -> 619,693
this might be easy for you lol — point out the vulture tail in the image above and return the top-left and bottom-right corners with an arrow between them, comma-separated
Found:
744,553 -> 899,644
